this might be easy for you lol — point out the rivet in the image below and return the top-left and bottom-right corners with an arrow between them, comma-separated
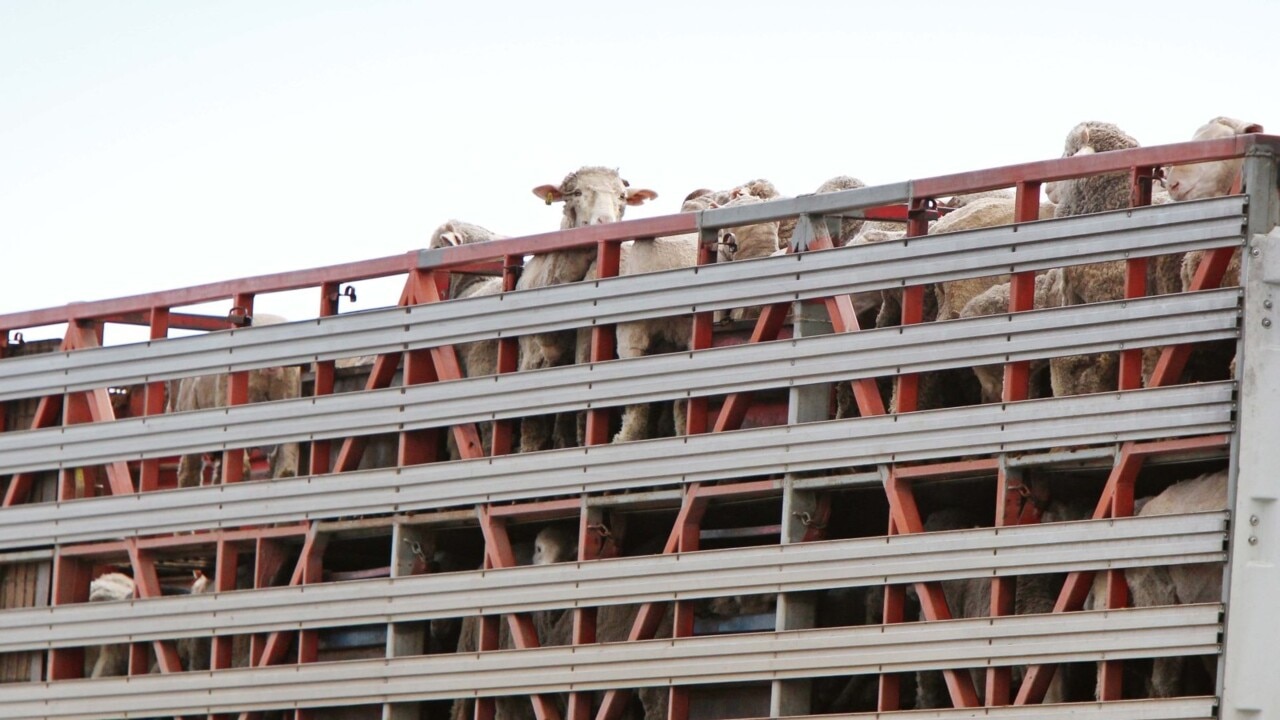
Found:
1252,248 -> 1262,257
1264,318 -> 1273,328
1266,299 -> 1274,309
1251,515 -> 1260,526
1249,536 -> 1259,545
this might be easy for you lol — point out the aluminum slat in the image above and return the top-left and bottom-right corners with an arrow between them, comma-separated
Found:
0,197 -> 1244,403
0,383 -> 1234,550
786,697 -> 1217,720
0,290 -> 1241,475
0,605 -> 1221,719
0,512 -> 1227,651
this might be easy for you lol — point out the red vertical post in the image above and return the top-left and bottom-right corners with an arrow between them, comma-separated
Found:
1003,181 -> 1041,403
667,509 -> 701,720
567,505 -> 602,720
223,294 -> 254,484
48,554 -> 90,679
139,306 -> 170,491
60,391 -> 99,501
895,200 -> 932,413
212,540 -> 239,673
877,517 -> 905,711
585,240 -> 621,445
0,331 -> 8,434
686,232 -> 717,435
399,348 -> 441,466
489,255 -> 523,457
309,282 -> 341,477
1118,168 -> 1155,391
986,465 -> 1024,706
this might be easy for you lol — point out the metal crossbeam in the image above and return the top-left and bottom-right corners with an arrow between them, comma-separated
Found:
0,384 -> 1233,551
0,290 -> 1241,476
0,605 -> 1221,719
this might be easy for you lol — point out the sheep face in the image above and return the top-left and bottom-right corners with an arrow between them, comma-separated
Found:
1165,117 -> 1263,201
715,194 -> 781,264
531,525 -> 578,565
532,166 -> 656,229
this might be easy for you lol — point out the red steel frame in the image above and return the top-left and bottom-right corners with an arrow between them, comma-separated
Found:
2,134 -> 1273,717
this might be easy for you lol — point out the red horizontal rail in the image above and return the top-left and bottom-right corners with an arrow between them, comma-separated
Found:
0,251 -> 419,331
4,134 -> 1274,335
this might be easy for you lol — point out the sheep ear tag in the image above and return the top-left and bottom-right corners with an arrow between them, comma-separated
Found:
546,192 -> 555,206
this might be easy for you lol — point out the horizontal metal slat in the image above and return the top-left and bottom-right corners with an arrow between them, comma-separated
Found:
0,605 -> 1221,719
0,289 -> 1242,475
0,512 -> 1226,651
0,197 -> 1244,403
791,697 -> 1217,720
0,384 -> 1234,550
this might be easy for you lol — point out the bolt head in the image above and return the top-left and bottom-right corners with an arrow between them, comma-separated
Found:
1249,536 -> 1259,545
1265,318 -> 1274,328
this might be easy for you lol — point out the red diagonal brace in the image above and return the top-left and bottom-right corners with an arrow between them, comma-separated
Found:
476,506 -> 562,720
885,469 -> 980,708
595,486 -> 708,720
126,541 -> 184,674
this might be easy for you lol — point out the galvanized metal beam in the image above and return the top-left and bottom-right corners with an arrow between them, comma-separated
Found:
0,513 -> 1226,653
0,605 -> 1222,719
0,290 -> 1241,476
0,383 -> 1235,551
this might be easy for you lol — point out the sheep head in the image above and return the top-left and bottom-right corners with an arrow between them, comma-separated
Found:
428,220 -> 505,250
532,166 -> 657,229
531,524 -> 578,565
716,194 -> 781,264
1165,117 -> 1263,201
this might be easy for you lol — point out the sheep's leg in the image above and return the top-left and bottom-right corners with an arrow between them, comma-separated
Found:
519,416 -> 555,453
269,442 -> 300,478
613,322 -> 653,443
177,454 -> 202,489
552,411 -> 578,449
672,399 -> 687,436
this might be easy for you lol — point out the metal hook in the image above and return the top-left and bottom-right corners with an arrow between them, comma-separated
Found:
327,285 -> 358,305
586,523 -> 611,539
793,511 -> 826,529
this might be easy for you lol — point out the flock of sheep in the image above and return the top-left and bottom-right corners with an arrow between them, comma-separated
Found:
83,116 -> 1261,711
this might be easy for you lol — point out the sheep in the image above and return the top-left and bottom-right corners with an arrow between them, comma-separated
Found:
428,220 -> 509,459
170,313 -> 301,488
913,498 -> 1089,709
1120,469 -> 1227,698
958,268 -> 1066,403
85,572 -> 136,678
575,189 -> 781,443
85,571 -> 213,678
1047,122 -> 1143,397
451,525 -> 579,720
517,167 -> 657,453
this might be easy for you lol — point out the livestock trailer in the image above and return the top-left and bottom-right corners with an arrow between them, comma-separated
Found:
0,134 -> 1277,720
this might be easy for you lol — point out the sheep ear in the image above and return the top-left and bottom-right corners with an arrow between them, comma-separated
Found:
683,188 -> 714,203
533,184 -> 564,205
1245,122 -> 1264,134
625,188 -> 658,206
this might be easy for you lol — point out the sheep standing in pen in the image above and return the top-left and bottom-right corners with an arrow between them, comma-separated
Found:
574,185 -> 782,443
913,498 -> 1089,709
958,268 -> 1066,403
450,525 -> 579,720
1164,118 -> 1264,384
1045,121 -> 1149,397
428,220 -> 508,458
517,167 -> 657,453
85,571 -> 214,677
1114,469 -> 1227,698
170,313 -> 301,487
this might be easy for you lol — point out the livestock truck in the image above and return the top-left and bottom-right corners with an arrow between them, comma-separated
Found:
0,133 -> 1276,720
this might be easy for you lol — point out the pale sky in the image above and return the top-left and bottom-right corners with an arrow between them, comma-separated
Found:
3,1 -> 1277,344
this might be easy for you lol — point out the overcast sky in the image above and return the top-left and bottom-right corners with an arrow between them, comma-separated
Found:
3,1 -> 1277,344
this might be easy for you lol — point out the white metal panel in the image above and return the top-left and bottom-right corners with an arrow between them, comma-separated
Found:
1220,150 -> 1280,720
793,697 -> 1216,720
0,605 -> 1221,719
0,384 -> 1234,550
0,513 -> 1226,652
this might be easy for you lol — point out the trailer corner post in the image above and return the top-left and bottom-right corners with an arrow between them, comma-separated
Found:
1220,143 -> 1280,720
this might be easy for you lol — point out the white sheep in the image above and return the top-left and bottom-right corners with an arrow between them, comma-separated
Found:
517,167 -> 657,453
913,498 -> 1089,709
451,525 -> 579,720
85,571 -> 212,677
429,220 -> 509,458
576,189 -> 781,443
1122,469 -> 1227,698
958,268 -> 1065,403
1047,122 -> 1143,398
170,313 -> 301,487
